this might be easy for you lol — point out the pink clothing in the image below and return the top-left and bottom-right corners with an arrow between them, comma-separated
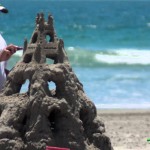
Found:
0,34 -> 7,91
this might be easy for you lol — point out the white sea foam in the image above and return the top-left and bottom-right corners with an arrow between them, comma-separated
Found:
14,48 -> 150,66
67,47 -> 75,51
95,49 -> 150,65
86,24 -> 97,29
73,24 -> 97,30
73,24 -> 82,30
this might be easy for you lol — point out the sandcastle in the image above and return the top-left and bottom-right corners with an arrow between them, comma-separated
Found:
0,13 -> 113,150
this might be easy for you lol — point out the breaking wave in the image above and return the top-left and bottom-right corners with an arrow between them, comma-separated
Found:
66,47 -> 150,67
14,47 -> 150,67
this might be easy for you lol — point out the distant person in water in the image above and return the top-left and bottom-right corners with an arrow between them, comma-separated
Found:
0,4 -> 19,91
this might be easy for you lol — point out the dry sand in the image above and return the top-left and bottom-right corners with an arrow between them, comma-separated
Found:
97,109 -> 150,150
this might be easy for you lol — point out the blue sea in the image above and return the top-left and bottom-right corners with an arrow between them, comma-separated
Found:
1,0 -> 150,109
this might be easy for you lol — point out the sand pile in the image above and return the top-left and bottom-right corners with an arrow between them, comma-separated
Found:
0,13 -> 112,150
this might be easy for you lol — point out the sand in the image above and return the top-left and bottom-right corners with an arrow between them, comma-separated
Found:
97,109 -> 150,150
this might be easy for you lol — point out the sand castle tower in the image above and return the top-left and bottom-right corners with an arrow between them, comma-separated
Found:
0,13 -> 113,150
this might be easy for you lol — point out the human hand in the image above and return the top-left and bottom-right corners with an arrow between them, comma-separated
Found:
0,44 -> 18,62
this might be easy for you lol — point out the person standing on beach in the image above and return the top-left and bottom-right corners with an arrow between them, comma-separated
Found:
0,4 -> 19,91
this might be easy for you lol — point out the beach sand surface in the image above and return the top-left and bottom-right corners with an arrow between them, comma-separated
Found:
97,109 -> 150,150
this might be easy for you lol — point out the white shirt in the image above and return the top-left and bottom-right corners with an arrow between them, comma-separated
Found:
0,34 -> 7,91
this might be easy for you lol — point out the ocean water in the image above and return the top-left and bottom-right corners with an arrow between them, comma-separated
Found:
1,0 -> 150,108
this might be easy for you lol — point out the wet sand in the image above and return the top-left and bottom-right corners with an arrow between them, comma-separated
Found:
97,109 -> 150,150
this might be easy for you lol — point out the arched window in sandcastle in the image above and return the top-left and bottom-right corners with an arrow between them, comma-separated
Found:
45,30 -> 54,43
46,58 -> 54,64
46,34 -> 51,43
48,108 -> 61,133
48,81 -> 56,96
5,78 -> 30,96
20,79 -> 30,94
31,32 -> 38,43
23,54 -> 33,63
